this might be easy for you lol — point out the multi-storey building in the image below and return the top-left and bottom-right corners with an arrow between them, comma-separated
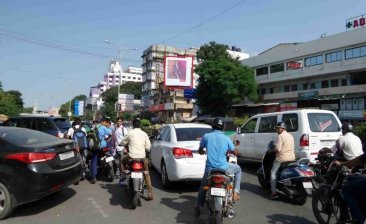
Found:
240,27 -> 366,121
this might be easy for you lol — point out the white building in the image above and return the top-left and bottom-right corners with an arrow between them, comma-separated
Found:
240,27 -> 366,121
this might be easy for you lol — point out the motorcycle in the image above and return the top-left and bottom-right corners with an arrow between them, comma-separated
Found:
204,152 -> 237,224
97,147 -> 117,182
257,141 -> 315,205
312,160 -> 366,224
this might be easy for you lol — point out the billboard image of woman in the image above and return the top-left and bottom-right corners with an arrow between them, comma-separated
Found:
164,56 -> 193,87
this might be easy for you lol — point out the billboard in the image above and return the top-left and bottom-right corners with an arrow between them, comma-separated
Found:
117,94 -> 134,112
164,56 -> 193,87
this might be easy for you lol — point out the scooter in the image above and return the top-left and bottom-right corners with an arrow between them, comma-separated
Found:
257,141 -> 315,205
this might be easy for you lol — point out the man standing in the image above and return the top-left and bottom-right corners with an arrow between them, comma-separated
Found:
195,117 -> 242,216
120,118 -> 153,200
89,117 -> 112,184
271,121 -> 295,199
114,117 -> 128,176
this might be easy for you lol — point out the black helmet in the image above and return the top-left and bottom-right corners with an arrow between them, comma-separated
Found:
212,117 -> 224,130
275,121 -> 286,129
133,117 -> 141,128
341,123 -> 353,133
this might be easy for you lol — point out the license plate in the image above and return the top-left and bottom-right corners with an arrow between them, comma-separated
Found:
59,151 -> 75,160
131,172 -> 143,179
303,181 -> 313,189
105,156 -> 114,163
321,140 -> 333,146
210,187 -> 226,197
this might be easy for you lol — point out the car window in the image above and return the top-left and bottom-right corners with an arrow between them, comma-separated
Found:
175,127 -> 212,141
161,127 -> 171,141
258,116 -> 277,133
36,118 -> 53,131
18,118 -> 33,129
2,119 -> 18,127
53,118 -> 71,130
157,127 -> 167,140
0,127 -> 58,146
241,118 -> 257,133
307,113 -> 340,132
223,121 -> 236,131
282,113 -> 298,132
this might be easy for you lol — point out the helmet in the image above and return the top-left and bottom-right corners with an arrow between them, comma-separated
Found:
133,117 -> 141,128
275,122 -> 287,129
341,123 -> 353,133
212,117 -> 224,130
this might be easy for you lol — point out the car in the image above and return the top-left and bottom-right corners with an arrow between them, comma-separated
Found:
200,117 -> 236,136
0,127 -> 83,219
150,123 -> 212,188
230,109 -> 342,163
2,115 -> 71,138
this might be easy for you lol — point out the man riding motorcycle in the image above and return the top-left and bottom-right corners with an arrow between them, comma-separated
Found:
195,117 -> 242,217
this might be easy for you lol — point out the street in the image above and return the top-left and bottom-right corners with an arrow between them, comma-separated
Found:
3,161 -> 317,224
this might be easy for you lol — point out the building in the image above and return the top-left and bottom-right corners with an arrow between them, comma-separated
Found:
239,27 -> 366,121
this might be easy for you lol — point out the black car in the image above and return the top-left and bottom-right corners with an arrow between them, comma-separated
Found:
0,127 -> 82,219
2,116 -> 71,138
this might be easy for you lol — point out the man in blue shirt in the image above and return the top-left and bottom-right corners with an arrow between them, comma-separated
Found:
195,117 -> 242,216
89,117 -> 112,184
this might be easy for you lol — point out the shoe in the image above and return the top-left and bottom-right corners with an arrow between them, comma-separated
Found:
147,191 -> 153,201
232,192 -> 240,201
270,193 -> 279,199
90,178 -> 96,184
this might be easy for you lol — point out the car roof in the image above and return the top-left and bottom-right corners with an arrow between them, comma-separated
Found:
171,123 -> 212,128
250,109 -> 336,118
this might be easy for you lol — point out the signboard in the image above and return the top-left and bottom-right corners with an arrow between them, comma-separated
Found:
184,88 -> 196,99
298,91 -> 319,100
321,104 -> 339,110
280,102 -> 297,111
164,56 -> 193,87
74,100 -> 84,116
346,14 -> 366,30
286,60 -> 303,70
117,94 -> 134,112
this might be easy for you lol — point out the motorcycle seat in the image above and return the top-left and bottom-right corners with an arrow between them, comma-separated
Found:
209,168 -> 226,175
280,161 -> 298,168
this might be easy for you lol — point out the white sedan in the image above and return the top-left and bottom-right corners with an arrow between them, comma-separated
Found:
150,123 -> 212,188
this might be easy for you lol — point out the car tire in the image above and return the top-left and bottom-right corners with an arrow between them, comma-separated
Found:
161,162 -> 172,189
0,182 -> 14,220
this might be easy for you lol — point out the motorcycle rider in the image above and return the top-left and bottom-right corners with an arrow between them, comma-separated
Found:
195,117 -> 242,217
335,153 -> 366,224
270,122 -> 295,199
119,118 -> 153,200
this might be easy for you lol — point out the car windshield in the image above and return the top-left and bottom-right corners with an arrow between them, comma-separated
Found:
53,118 -> 71,130
175,127 -> 212,141
0,127 -> 58,146
307,113 -> 340,132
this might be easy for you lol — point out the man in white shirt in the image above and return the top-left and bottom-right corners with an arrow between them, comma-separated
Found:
331,123 -> 363,161
66,118 -> 87,138
114,117 -> 128,177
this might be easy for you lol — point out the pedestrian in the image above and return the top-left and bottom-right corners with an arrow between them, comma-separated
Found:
114,117 -> 128,177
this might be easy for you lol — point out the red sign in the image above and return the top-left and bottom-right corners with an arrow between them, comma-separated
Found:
287,60 -> 302,70
346,15 -> 366,30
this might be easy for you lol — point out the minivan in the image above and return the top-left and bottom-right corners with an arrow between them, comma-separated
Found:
230,109 -> 342,163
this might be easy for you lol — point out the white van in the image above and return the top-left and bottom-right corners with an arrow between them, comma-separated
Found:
230,109 -> 342,163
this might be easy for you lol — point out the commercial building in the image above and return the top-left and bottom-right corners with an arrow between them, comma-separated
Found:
239,27 -> 366,121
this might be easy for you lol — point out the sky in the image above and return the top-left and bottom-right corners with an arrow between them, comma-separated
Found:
0,0 -> 365,110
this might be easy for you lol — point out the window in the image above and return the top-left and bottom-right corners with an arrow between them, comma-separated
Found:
122,76 -> 126,78
326,51 -> 343,63
345,45 -> 366,59
35,119 -> 52,131
160,127 -> 171,141
256,67 -> 268,76
133,77 -> 136,80
260,88 -> 266,95
321,80 -> 329,88
307,113 -> 340,132
282,114 -> 298,132
341,79 -> 347,86
305,55 -> 323,67
303,83 -> 308,90
175,127 -> 212,141
284,85 -> 290,92
258,116 -> 277,133
310,83 -> 316,89
269,88 -> 274,94
291,84 -> 297,91
270,63 -> 284,73
330,79 -> 339,87
241,118 -> 257,133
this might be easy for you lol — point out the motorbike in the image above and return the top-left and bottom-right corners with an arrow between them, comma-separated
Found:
122,158 -> 149,209
257,141 -> 315,205
204,152 -> 237,224
97,147 -> 117,182
312,160 -> 366,224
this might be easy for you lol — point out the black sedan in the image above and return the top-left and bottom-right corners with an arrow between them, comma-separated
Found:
0,127 -> 82,219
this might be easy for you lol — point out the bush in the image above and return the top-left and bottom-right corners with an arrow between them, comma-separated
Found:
354,122 -> 366,144
233,116 -> 250,127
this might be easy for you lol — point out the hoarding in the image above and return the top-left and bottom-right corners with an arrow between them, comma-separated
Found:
164,56 -> 193,87
117,94 -> 134,112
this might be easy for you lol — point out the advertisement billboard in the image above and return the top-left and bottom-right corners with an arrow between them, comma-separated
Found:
164,56 -> 193,88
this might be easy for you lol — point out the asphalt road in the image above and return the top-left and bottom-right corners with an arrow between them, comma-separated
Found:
3,161 -> 317,224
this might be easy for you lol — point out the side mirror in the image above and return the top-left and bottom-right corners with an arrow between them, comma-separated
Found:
236,127 -> 241,134
156,134 -> 162,141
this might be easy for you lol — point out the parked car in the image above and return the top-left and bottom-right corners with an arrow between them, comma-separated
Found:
150,123 -> 212,188
2,115 -> 71,138
0,127 -> 82,219
230,109 -> 342,163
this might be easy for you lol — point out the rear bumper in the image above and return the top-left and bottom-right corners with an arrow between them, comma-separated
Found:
167,159 -> 205,181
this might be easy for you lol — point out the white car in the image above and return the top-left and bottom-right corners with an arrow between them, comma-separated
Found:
150,123 -> 212,188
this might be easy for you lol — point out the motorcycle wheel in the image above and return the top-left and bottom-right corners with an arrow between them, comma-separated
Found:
258,174 -> 270,189
312,186 -> 342,224
214,211 -> 223,224
107,162 -> 114,182
291,186 -> 307,205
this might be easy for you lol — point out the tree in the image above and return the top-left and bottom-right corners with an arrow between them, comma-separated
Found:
120,81 -> 142,99
59,94 -> 87,118
195,42 -> 258,116
0,91 -> 22,117
6,90 -> 24,109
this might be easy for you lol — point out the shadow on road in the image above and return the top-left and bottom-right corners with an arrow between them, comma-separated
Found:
266,214 -> 316,224
10,187 -> 76,218
101,182 -> 131,209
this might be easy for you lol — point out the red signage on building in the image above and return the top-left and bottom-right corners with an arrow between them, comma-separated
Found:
286,60 -> 302,70
346,15 -> 366,30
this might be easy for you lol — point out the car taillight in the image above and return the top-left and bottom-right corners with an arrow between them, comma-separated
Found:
210,175 -> 225,184
6,152 -> 56,164
172,147 -> 193,159
300,134 -> 309,147
132,161 -> 144,171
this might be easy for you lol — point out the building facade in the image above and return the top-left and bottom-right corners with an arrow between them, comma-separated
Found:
240,27 -> 366,121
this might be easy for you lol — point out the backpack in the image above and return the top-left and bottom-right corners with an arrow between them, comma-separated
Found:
87,127 -> 101,152
72,127 -> 88,150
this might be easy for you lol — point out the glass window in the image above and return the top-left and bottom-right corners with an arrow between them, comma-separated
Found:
326,51 -> 343,63
341,79 -> 347,86
270,63 -> 284,73
291,84 -> 297,91
345,45 -> 366,59
241,118 -> 257,133
269,88 -> 274,94
161,127 -> 170,141
310,83 -> 316,89
282,114 -> 298,132
175,127 -> 212,141
321,80 -> 329,88
284,85 -> 290,92
36,119 -> 52,131
303,83 -> 308,90
307,113 -> 340,132
258,116 -> 277,133
260,88 -> 266,95
53,118 -> 71,131
330,79 -> 339,87
361,46 -> 366,56
256,67 -> 268,76
305,55 -> 324,67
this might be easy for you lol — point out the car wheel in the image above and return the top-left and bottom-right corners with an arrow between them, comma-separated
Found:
0,182 -> 14,220
161,162 -> 172,189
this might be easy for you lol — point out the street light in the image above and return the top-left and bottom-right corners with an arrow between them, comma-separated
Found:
104,40 -> 138,117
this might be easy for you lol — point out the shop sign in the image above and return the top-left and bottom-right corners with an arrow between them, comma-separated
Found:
321,104 -> 339,110
280,102 -> 297,111
298,91 -> 319,100
338,110 -> 365,119
286,60 -> 303,70
346,15 -> 366,30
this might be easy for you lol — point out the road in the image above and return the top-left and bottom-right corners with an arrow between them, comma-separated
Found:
3,161 -> 317,224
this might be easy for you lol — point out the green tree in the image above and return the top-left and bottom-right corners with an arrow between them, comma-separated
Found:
120,81 -> 142,99
23,107 -> 33,113
0,91 -> 22,117
195,42 -> 258,116
0,81 -> 3,91
59,95 -> 87,117
6,90 -> 24,109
